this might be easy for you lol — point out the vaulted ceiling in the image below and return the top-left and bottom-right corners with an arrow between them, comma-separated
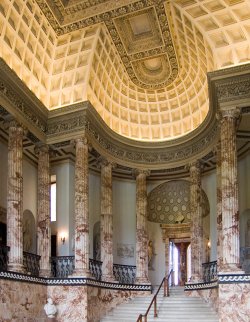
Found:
0,0 -> 250,141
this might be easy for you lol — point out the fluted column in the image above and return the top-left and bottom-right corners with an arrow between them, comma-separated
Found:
135,169 -> 150,284
220,108 -> 241,272
7,119 -> 24,273
100,158 -> 116,282
72,137 -> 90,277
35,143 -> 51,277
189,161 -> 203,282
215,143 -> 223,271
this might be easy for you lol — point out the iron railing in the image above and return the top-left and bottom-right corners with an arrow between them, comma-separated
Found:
113,263 -> 136,284
51,255 -> 74,278
0,244 -> 9,271
1,245 -> 138,284
23,251 -> 40,276
202,260 -> 217,282
51,256 -> 135,283
0,245 -> 40,276
89,258 -> 102,280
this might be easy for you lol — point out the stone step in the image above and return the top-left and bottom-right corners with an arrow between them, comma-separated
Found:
100,287 -> 219,322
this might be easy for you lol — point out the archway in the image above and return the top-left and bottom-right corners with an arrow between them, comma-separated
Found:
147,180 -> 210,285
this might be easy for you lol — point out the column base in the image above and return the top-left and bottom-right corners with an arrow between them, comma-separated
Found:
8,263 -> 24,274
135,277 -> 151,285
188,274 -> 203,283
70,268 -> 92,278
101,274 -> 118,283
39,268 -> 51,278
219,263 -> 244,274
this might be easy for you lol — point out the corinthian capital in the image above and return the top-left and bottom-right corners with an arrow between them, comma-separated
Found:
219,107 -> 241,120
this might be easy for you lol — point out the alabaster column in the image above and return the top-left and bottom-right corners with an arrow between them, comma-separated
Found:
220,108 -> 241,272
135,169 -> 150,284
165,237 -> 170,276
100,158 -> 116,282
215,143 -> 223,271
72,137 -> 90,277
35,143 -> 51,277
7,119 -> 24,273
189,161 -> 203,282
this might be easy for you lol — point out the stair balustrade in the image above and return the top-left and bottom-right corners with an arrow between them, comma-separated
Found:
137,269 -> 173,322
202,260 -> 217,282
0,245 -> 41,276
23,251 -> 41,276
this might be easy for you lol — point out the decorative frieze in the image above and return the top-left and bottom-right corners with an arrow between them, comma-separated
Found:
217,78 -> 250,102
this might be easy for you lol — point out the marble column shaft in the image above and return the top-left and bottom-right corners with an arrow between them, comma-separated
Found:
72,137 -> 90,277
100,160 -> 115,281
36,144 -> 51,277
220,108 -> 241,271
189,161 -> 203,281
165,237 -> 170,276
215,143 -> 223,271
135,169 -> 150,284
7,120 -> 24,273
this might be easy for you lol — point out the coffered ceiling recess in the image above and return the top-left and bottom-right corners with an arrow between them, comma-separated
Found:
0,0 -> 250,141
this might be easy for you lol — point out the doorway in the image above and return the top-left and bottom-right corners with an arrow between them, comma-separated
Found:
169,239 -> 191,286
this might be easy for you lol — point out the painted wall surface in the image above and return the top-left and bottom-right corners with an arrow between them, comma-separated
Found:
113,179 -> 136,266
148,221 -> 165,286
202,172 -> 217,261
0,140 -> 8,209
52,161 -> 75,256
89,172 -> 101,259
239,154 -> 250,213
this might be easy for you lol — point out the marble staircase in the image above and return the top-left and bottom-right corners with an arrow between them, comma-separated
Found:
100,286 -> 219,322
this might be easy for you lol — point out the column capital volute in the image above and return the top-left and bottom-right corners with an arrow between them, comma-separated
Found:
185,160 -> 204,173
97,156 -> 117,170
133,168 -> 151,179
3,115 -> 27,134
71,136 -> 88,148
34,142 -> 49,155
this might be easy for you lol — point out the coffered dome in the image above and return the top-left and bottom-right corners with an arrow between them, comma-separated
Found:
0,0 -> 249,141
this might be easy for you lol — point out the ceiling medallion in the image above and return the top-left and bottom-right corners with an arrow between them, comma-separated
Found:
36,0 -> 179,89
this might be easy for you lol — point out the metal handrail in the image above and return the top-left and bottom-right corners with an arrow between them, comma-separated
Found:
136,314 -> 143,322
137,269 -> 173,322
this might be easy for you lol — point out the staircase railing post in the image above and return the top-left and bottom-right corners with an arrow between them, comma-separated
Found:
144,314 -> 147,322
164,277 -> 166,297
154,298 -> 157,317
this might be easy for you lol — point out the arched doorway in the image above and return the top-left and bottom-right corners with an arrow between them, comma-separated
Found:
147,180 -> 210,284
